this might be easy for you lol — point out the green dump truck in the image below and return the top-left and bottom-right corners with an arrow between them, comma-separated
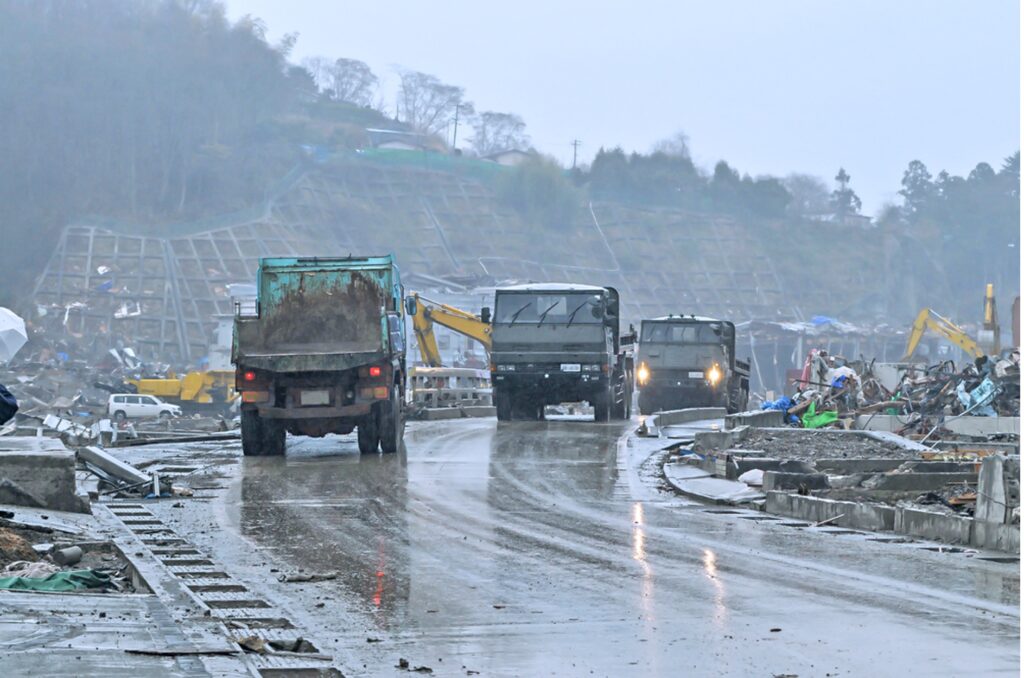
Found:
232,256 -> 407,456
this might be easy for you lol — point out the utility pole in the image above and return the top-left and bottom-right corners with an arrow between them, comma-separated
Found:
452,103 -> 462,150
571,139 -> 581,169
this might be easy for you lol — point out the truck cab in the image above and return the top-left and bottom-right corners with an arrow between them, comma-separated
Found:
635,315 -> 749,414
489,283 -> 633,421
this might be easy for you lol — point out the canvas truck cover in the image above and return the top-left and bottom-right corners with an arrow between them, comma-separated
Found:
233,256 -> 397,372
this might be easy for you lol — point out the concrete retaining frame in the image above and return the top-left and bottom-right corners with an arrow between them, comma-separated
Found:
0,437 -> 89,513
765,490 -> 1020,553
765,492 -> 895,531
724,409 -> 783,430
641,407 -> 725,437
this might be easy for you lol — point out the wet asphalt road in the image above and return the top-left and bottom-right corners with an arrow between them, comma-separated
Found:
217,418 -> 1020,677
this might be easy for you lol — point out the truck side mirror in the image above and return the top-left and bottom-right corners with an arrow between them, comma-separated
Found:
404,296 -> 417,316
480,306 -> 491,324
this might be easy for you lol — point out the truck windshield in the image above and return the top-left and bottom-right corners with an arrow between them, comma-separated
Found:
495,293 -> 603,325
642,322 -> 727,344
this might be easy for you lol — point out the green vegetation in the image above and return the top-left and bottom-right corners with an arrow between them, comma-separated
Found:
585,146 -> 790,219
883,153 -> 1020,318
496,157 -> 580,229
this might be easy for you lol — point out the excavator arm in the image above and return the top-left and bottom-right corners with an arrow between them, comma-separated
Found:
903,308 -> 984,361
406,293 -> 492,368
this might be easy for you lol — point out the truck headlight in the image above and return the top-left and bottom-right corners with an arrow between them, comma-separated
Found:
582,364 -> 601,372
497,364 -> 516,372
637,363 -> 650,385
707,364 -> 722,386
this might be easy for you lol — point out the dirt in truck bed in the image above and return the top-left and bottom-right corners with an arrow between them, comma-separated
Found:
260,271 -> 382,350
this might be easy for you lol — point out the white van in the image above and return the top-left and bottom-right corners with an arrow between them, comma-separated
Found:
107,394 -> 182,421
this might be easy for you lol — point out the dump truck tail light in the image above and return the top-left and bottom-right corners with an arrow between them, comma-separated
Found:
369,366 -> 382,377
243,370 -> 257,382
241,390 -> 269,403
373,386 -> 389,399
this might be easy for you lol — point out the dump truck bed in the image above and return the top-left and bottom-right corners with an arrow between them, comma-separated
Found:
233,256 -> 395,373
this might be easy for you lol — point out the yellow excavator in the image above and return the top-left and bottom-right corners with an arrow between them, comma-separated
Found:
405,293 -> 492,366
128,370 -> 236,413
902,284 -> 999,361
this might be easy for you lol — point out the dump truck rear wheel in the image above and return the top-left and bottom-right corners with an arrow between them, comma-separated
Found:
612,374 -> 631,420
357,411 -> 380,454
263,419 -> 286,456
495,391 -> 512,422
241,409 -> 265,457
620,379 -> 633,419
510,395 -> 537,421
727,385 -> 749,414
593,387 -> 611,422
379,385 -> 404,454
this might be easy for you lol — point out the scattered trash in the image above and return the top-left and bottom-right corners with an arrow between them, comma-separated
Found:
0,568 -> 113,591
811,515 -> 844,528
2,559 -> 58,579
267,638 -> 318,653
738,469 -> 764,487
51,545 -> 83,566
236,635 -> 267,654
278,571 -> 339,583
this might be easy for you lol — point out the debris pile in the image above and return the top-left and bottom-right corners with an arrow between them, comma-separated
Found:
759,349 -> 1020,436
0,520 -> 136,592
0,338 -> 237,447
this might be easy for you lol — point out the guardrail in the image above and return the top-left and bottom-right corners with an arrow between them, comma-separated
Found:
409,367 -> 492,408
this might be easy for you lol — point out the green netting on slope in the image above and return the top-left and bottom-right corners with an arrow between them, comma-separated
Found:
330,149 -> 509,182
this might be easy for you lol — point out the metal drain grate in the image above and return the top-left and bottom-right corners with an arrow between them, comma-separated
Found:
102,501 -> 337,674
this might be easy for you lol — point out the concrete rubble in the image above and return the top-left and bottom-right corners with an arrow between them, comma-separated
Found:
661,403 -> 1020,553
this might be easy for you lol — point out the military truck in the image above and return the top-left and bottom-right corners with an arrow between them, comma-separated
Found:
489,283 -> 633,421
635,315 -> 749,414
232,256 -> 407,456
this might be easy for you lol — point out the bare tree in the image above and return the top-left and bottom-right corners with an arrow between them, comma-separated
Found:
650,131 -> 691,159
471,112 -> 529,156
300,57 -> 378,106
326,58 -> 378,106
783,173 -> 830,216
396,70 -> 466,136
301,56 -> 333,92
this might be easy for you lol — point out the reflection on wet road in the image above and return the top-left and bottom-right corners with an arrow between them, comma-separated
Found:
231,419 -> 1020,677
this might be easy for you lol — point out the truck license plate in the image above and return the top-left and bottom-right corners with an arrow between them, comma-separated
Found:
300,389 -> 330,406
560,363 -> 582,372
688,371 -> 705,379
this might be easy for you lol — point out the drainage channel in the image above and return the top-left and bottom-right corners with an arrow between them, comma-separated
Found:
103,501 -> 341,677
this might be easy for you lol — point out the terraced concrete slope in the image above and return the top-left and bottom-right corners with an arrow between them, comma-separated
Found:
32,153 -> 887,364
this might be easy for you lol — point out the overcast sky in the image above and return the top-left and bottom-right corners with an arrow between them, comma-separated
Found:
228,0 -> 1019,213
